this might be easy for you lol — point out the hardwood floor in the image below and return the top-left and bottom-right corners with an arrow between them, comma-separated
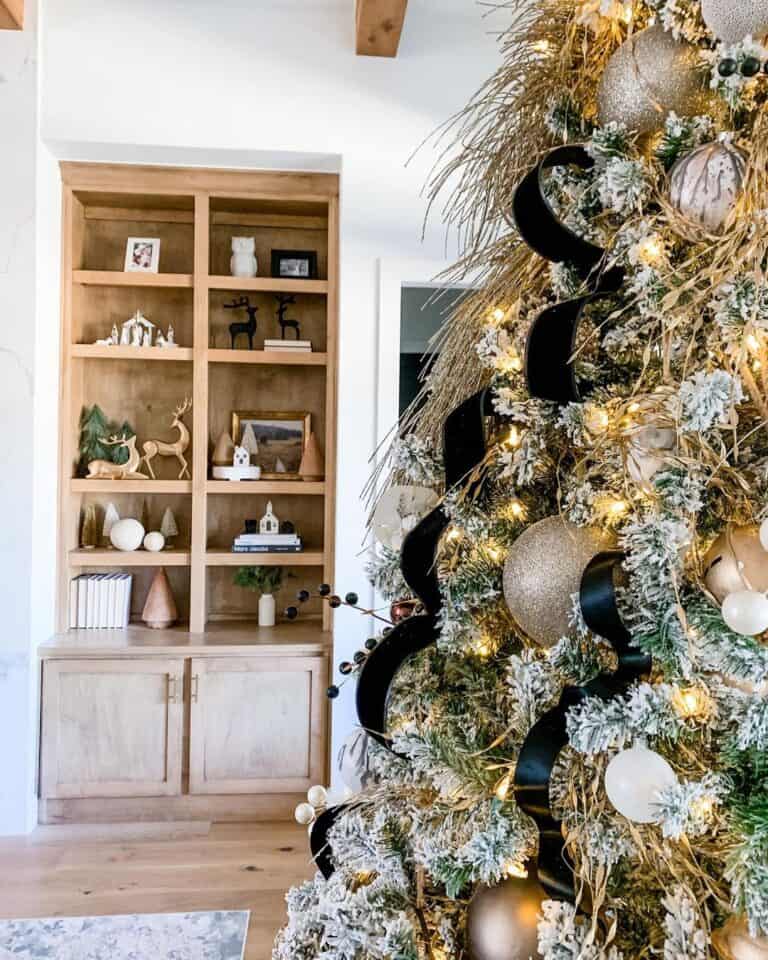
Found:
0,821 -> 315,958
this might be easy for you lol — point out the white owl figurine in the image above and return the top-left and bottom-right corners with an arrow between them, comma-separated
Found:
230,237 -> 258,278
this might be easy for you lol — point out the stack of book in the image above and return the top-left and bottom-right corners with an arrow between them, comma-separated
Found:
264,338 -> 312,354
232,531 -> 303,553
69,573 -> 133,629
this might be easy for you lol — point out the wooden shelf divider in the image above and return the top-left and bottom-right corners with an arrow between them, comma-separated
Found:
73,270 -> 194,288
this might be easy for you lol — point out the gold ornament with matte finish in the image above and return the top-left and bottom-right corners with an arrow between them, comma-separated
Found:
669,141 -> 747,234
466,874 -> 545,960
701,0 -> 768,43
712,915 -> 768,960
597,25 -> 714,138
503,517 -> 613,647
703,524 -> 768,604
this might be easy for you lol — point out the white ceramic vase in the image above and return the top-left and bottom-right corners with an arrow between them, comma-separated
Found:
230,237 -> 258,278
258,592 -> 276,627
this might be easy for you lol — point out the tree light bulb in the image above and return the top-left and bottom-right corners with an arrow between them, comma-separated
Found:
509,499 -> 526,520
746,333 -> 761,353
753,359 -> 762,372
491,307 -> 505,323
446,527 -> 462,542
673,686 -> 708,719
475,639 -> 492,658
638,236 -> 664,264
487,543 -> 502,562
507,425 -> 523,448
531,39 -> 550,53
503,860 -> 529,879
507,353 -> 523,373
586,405 -> 610,433
689,795 -> 715,823
627,401 -> 641,415
495,774 -> 512,801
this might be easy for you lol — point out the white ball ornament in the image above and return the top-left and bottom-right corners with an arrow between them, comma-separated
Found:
669,141 -> 747,234
722,589 -> 768,636
109,518 -> 145,552
701,0 -> 768,43
605,744 -> 677,823
337,728 -> 374,793
294,802 -> 316,826
143,531 -> 165,552
307,784 -> 328,808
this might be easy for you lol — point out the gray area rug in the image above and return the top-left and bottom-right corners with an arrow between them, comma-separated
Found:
0,910 -> 249,960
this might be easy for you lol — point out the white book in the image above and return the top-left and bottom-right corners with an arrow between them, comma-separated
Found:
105,574 -> 118,629
86,576 -> 97,629
235,533 -> 300,544
69,576 -> 82,629
122,574 -> 133,627
96,575 -> 107,628
77,575 -> 88,628
264,339 -> 312,349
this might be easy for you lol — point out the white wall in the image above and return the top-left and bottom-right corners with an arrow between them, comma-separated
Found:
18,0 -> 507,819
0,8 -> 39,834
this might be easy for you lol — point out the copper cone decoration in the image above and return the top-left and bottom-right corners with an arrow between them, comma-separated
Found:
299,431 -> 324,481
142,567 -> 178,629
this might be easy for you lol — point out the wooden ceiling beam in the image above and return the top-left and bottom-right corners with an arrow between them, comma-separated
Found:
0,0 -> 24,29
355,0 -> 408,58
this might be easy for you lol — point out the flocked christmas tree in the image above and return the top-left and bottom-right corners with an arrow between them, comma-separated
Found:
275,2 -> 768,958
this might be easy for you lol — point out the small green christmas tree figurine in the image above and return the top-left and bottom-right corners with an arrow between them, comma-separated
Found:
77,405 -> 135,476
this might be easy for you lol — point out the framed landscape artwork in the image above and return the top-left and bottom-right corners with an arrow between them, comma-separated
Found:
232,410 -> 311,479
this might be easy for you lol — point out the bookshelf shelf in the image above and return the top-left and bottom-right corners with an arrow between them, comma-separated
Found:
58,162 -> 338,635
73,270 -> 194,288
206,480 -> 325,495
207,349 -> 327,366
204,550 -> 325,567
70,479 -> 193,494
69,548 -> 191,567
207,275 -> 328,295
71,345 -> 194,362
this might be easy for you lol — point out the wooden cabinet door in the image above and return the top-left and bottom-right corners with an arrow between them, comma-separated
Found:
40,658 -> 184,799
189,656 -> 327,794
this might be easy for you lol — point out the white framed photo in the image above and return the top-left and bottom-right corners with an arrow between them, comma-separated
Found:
124,237 -> 161,273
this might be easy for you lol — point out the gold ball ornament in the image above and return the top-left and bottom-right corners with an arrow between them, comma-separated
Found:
701,0 -> 768,43
669,141 -> 747,234
703,524 -> 768,604
712,915 -> 768,960
597,25 -> 714,138
503,517 -> 614,647
466,874 -> 546,960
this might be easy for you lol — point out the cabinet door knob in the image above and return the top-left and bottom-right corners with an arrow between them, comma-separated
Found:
191,673 -> 199,703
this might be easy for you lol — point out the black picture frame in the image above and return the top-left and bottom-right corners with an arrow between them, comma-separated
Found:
270,249 -> 318,280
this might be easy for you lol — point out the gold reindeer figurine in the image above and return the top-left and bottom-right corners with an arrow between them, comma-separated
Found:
86,434 -> 148,480
141,398 -> 192,480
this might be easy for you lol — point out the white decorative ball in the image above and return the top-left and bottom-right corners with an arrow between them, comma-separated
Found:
143,531 -> 165,552
669,141 -> 747,234
372,486 -> 439,552
605,744 -> 677,823
759,518 -> 768,552
294,802 -> 316,826
109,518 -> 145,552
701,0 -> 768,42
307,784 -> 328,808
722,589 -> 768,636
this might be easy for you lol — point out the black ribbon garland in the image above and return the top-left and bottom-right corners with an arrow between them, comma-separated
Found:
514,551 -> 651,901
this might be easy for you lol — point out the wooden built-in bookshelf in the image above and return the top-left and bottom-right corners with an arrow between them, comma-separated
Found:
57,162 -> 339,639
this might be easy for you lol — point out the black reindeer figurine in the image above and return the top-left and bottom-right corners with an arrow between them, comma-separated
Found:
275,294 -> 301,340
224,296 -> 259,349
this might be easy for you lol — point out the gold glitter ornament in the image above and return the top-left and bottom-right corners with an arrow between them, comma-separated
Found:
503,517 -> 613,647
712,915 -> 768,960
702,524 -> 768,604
597,25 -> 714,138
701,0 -> 768,43
466,874 -> 545,960
669,141 -> 747,234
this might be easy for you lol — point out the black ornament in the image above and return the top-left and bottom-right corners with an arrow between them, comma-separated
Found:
284,605 -> 299,620
329,595 -> 342,609
280,520 -> 296,535
326,684 -> 340,699
318,583 -> 331,596
296,589 -> 310,603
364,637 -> 378,650
339,661 -> 353,675
345,591 -> 359,606
718,57 -> 738,77
353,650 -> 366,665
742,56 -> 761,77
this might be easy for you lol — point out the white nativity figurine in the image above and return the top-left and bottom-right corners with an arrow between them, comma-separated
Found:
156,323 -> 177,348
95,323 -> 120,346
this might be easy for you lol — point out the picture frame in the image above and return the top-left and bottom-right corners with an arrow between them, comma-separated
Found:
231,410 -> 311,479
124,237 -> 161,273
271,249 -> 318,280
